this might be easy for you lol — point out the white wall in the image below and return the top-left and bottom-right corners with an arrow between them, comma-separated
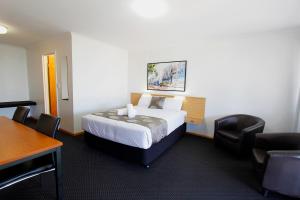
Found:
0,43 -> 29,118
128,31 -> 299,137
72,33 -> 128,133
26,33 -> 74,132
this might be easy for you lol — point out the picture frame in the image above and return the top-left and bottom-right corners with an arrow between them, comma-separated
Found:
147,60 -> 187,92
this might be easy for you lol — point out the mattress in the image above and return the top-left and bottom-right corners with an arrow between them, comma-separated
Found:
82,107 -> 187,149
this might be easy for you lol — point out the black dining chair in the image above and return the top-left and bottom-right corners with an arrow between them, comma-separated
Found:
0,113 -> 61,191
36,113 -> 61,138
12,106 -> 30,124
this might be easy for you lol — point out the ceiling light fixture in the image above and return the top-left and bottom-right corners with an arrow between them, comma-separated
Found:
131,0 -> 168,19
0,25 -> 8,34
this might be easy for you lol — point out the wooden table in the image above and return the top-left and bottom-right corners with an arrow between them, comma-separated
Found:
0,116 -> 63,200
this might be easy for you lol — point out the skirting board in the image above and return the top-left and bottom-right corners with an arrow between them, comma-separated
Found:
59,128 -> 84,136
185,132 -> 214,139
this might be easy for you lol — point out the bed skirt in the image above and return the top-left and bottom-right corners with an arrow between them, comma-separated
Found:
84,123 -> 186,167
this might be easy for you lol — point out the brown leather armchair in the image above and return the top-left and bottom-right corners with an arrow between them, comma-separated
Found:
252,133 -> 300,198
214,114 -> 265,155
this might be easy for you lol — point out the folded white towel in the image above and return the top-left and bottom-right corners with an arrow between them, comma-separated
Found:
127,104 -> 133,111
127,104 -> 136,118
128,109 -> 136,119
117,108 -> 128,116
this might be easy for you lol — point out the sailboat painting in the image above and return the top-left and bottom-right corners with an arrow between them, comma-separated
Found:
147,60 -> 187,92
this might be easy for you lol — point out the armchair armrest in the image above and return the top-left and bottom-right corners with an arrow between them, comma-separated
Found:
267,150 -> 300,158
242,122 -> 264,134
240,122 -> 265,141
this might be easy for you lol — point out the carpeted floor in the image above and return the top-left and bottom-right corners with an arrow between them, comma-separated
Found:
0,131 -> 294,200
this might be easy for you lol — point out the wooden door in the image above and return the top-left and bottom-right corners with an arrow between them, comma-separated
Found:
47,55 -> 58,116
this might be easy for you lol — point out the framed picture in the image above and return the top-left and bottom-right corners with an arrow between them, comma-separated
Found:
147,60 -> 187,92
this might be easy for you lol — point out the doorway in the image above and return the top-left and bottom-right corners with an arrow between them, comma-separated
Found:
42,54 -> 58,116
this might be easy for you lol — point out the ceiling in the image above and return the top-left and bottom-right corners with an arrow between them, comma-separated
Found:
0,0 -> 300,49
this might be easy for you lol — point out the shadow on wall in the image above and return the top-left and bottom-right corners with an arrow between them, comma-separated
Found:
30,103 -> 44,119
187,122 -> 208,135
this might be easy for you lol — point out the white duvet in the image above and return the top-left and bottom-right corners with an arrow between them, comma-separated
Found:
81,107 -> 187,149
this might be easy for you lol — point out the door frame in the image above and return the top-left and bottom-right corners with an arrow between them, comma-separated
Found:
42,53 -> 59,116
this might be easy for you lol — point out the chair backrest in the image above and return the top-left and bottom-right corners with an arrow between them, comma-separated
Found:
256,133 -> 300,150
12,106 -> 30,124
35,114 -> 61,138
235,114 -> 265,131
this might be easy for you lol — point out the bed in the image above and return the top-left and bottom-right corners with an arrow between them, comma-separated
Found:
83,93 -> 205,167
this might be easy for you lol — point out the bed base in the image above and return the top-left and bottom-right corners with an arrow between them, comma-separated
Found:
84,123 -> 186,167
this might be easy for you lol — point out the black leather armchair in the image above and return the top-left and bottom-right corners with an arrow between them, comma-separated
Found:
214,114 -> 265,155
252,133 -> 300,198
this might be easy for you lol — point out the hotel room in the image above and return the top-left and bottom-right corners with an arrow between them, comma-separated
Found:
0,0 -> 300,199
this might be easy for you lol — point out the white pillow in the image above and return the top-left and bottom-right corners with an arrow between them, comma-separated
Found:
163,97 -> 184,111
137,95 -> 152,108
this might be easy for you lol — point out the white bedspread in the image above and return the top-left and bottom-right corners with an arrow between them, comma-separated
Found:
81,107 -> 187,149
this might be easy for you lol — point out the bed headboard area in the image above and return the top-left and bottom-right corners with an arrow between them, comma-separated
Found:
131,93 -> 206,124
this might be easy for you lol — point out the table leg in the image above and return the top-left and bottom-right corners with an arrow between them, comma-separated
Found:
54,147 -> 63,200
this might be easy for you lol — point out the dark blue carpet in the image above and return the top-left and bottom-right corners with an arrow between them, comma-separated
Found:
0,133 -> 294,200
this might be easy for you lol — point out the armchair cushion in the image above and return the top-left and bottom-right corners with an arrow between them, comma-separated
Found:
216,130 -> 240,142
263,150 -> 300,198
